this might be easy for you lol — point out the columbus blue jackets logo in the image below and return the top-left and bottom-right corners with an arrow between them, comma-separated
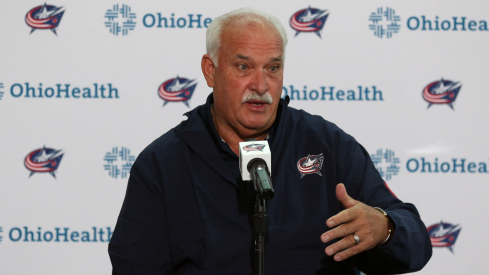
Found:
158,76 -> 197,107
243,144 -> 266,152
24,146 -> 64,178
427,221 -> 462,253
297,153 -> 324,177
423,79 -> 462,110
25,4 -> 65,35
290,7 -> 329,37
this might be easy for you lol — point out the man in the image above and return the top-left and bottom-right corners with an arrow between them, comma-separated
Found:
109,8 -> 432,274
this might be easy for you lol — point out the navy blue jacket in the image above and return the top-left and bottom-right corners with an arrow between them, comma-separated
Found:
109,95 -> 432,274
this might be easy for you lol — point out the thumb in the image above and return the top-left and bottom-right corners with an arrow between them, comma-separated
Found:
336,183 -> 357,208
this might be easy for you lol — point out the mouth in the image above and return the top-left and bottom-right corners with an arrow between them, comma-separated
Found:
245,100 -> 268,107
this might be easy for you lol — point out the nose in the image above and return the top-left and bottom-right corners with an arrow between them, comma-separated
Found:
250,70 -> 268,94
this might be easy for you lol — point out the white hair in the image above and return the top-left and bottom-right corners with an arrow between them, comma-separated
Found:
206,7 -> 288,65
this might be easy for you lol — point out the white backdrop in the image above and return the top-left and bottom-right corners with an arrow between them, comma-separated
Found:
1,0 -> 488,274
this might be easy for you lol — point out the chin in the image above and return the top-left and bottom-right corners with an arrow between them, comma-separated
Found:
242,120 -> 268,131
238,112 -> 273,130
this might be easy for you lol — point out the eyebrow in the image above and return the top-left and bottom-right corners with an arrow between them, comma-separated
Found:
234,54 -> 283,62
235,54 -> 249,60
271,56 -> 283,62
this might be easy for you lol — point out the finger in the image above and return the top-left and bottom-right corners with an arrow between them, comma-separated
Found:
332,240 -> 371,262
321,222 -> 357,243
325,234 -> 358,256
336,183 -> 357,209
326,205 -> 359,228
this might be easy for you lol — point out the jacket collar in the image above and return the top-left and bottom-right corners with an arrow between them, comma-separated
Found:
174,93 -> 290,187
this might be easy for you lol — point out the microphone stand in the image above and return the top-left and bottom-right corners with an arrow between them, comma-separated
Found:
246,155 -> 274,274
253,195 -> 267,275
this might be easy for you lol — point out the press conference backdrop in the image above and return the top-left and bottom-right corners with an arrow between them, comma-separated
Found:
1,0 -> 487,274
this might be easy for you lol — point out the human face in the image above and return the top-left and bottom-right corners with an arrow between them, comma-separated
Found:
206,22 -> 284,138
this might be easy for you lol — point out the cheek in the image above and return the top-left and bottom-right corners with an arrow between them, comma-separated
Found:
270,80 -> 284,96
231,78 -> 247,90
227,80 -> 248,99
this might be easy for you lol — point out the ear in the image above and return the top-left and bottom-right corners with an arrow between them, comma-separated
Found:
201,54 -> 216,88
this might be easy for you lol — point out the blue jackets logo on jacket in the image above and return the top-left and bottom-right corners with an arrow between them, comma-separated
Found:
297,153 -> 324,177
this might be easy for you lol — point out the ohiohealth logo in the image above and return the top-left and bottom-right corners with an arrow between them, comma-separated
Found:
370,149 -> 400,181
104,4 -> 136,36
8,226 -> 113,243
103,147 -> 135,179
282,85 -> 383,101
368,7 -> 401,39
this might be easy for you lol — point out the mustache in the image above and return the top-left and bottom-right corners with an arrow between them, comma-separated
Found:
241,92 -> 273,104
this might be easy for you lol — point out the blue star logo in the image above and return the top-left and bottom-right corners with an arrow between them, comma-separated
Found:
25,4 -> 65,35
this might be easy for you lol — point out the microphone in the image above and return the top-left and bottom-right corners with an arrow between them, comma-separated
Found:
239,139 -> 274,200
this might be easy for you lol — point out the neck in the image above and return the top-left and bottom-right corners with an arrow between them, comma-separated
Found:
211,105 -> 268,156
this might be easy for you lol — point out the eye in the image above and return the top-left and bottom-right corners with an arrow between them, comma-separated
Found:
238,64 -> 247,70
270,66 -> 278,72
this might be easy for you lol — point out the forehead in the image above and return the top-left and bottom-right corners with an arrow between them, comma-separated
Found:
220,20 -> 283,60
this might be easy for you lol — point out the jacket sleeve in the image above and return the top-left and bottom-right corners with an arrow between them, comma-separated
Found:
342,143 -> 432,274
108,153 -> 172,275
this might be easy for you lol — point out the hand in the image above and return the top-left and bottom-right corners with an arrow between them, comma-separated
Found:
320,183 -> 391,261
